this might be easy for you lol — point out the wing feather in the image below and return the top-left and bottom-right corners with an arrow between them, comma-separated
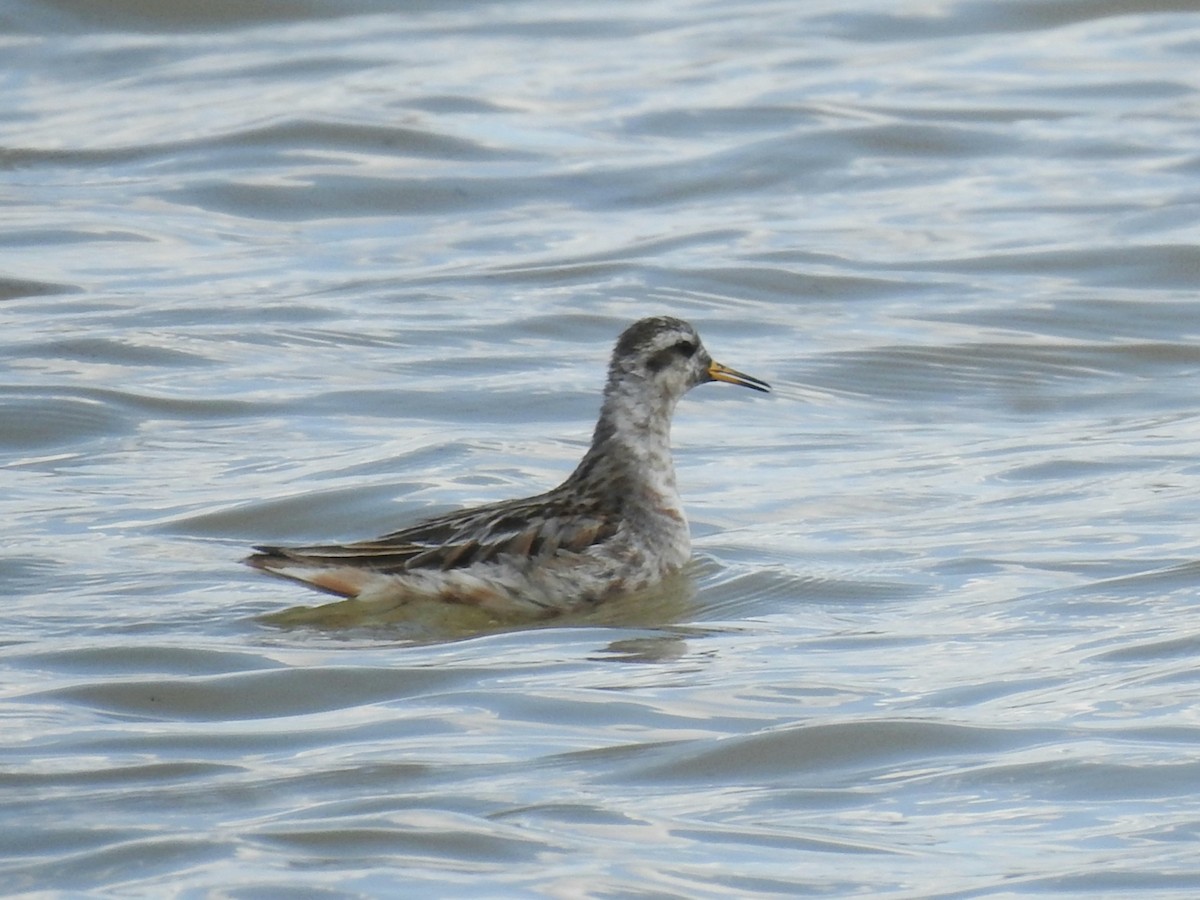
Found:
244,489 -> 620,577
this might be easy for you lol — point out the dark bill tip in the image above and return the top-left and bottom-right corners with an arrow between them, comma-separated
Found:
708,361 -> 771,393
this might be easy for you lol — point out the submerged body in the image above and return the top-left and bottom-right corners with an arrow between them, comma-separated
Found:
245,316 -> 769,616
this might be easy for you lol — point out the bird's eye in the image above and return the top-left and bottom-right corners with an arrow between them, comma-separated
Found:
673,339 -> 697,358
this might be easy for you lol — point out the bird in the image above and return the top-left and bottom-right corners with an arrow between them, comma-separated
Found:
244,316 -> 769,617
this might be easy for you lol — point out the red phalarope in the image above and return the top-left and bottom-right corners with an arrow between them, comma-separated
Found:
245,316 -> 769,616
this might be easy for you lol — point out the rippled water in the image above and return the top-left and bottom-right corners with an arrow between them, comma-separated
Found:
4,0 -> 1200,895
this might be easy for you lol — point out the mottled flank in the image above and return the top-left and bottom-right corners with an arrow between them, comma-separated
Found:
244,316 -> 769,616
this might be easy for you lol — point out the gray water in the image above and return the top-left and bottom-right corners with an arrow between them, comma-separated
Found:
4,0 -> 1200,896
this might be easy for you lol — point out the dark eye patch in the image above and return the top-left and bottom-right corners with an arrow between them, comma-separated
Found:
646,337 -> 699,373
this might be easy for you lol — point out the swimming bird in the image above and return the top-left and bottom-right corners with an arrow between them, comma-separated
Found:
244,316 -> 769,616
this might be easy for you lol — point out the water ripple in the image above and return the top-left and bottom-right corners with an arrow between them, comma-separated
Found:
4,0 -> 1200,895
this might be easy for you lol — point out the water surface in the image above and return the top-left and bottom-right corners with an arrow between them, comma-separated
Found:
4,0 -> 1200,895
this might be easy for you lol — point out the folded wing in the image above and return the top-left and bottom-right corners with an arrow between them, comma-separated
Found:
244,491 -> 620,597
